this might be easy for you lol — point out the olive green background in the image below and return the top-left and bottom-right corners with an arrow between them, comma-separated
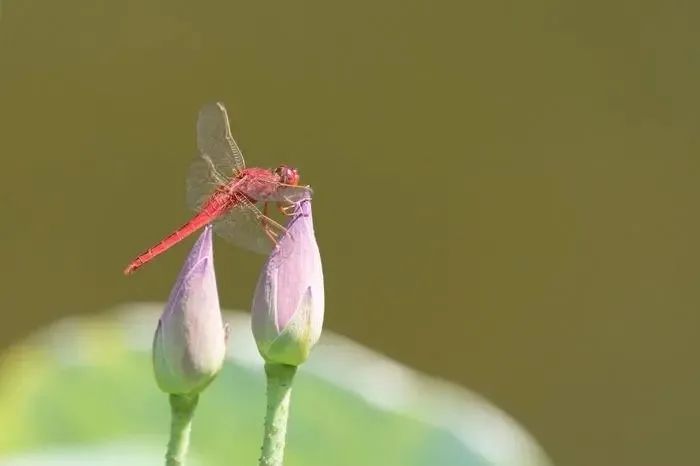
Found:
0,2 -> 697,466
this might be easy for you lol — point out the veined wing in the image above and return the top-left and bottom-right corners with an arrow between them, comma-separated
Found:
186,157 -> 223,211
259,183 -> 314,203
213,193 -> 286,254
196,102 -> 246,178
187,102 -> 245,211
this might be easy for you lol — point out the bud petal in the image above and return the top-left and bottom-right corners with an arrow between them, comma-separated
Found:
252,200 -> 324,366
153,226 -> 227,395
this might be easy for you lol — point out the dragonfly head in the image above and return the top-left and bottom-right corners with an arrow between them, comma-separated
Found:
274,165 -> 300,186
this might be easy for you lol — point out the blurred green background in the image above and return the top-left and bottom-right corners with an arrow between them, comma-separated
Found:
0,306 -> 549,466
0,1 -> 697,466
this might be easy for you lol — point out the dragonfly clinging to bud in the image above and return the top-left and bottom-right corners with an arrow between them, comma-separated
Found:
124,102 -> 312,275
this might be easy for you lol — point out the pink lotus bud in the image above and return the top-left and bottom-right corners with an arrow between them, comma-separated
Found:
251,200 -> 324,366
153,226 -> 227,395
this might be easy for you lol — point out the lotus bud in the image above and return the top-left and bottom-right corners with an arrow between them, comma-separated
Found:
252,200 -> 324,366
153,226 -> 227,395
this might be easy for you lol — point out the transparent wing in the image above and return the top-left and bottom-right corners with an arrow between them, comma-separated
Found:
186,157 -> 223,211
212,194 -> 287,255
260,184 -> 314,203
187,102 -> 245,211
196,102 -> 246,177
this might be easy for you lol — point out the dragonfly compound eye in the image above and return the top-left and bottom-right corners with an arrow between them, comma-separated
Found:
276,165 -> 300,185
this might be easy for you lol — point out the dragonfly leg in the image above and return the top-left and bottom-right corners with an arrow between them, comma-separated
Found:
259,202 -> 280,246
277,202 -> 297,216
261,202 -> 272,230
260,202 -> 270,229
234,194 -> 285,249
262,221 -> 280,247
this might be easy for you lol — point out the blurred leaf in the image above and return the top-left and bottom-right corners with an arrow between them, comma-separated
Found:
0,304 -> 550,466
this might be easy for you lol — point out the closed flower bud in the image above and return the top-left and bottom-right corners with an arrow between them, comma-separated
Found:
153,226 -> 227,395
252,200 -> 324,366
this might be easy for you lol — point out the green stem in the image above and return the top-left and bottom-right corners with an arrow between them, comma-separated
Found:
165,393 -> 199,466
259,363 -> 298,466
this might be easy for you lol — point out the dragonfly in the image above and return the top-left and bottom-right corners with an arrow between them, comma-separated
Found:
124,102 -> 312,275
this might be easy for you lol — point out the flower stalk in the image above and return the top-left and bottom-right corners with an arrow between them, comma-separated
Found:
151,225 -> 227,466
259,363 -> 298,466
166,394 -> 199,466
252,199 -> 323,466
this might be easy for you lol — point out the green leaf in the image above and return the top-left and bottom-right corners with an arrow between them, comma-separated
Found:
0,303 -> 550,466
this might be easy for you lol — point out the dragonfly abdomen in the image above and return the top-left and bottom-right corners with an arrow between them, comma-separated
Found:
123,195 -> 236,275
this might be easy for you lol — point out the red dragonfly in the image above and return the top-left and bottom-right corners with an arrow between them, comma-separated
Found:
124,102 -> 312,275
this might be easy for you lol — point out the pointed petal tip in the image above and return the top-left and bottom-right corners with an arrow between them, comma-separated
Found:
190,225 -> 214,261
